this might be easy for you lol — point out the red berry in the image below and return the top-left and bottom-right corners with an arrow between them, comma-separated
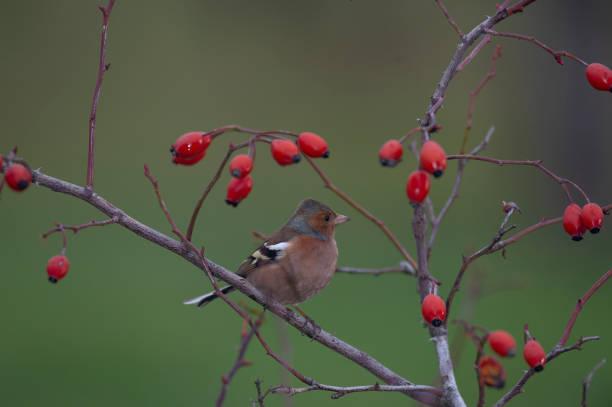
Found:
47,255 -> 70,284
378,140 -> 403,167
297,132 -> 329,158
406,170 -> 430,204
478,356 -> 506,389
563,203 -> 586,241
225,175 -> 253,207
5,163 -> 32,192
0,154 -> 4,171
229,154 -> 254,178
581,203 -> 604,234
585,63 -> 612,91
488,330 -> 517,357
523,339 -> 546,371
420,140 -> 447,178
270,139 -> 301,166
421,293 -> 446,327
170,132 -> 212,165
172,150 -> 206,166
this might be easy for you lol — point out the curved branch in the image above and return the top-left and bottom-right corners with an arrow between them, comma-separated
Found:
494,269 -> 612,407
31,169 -> 440,406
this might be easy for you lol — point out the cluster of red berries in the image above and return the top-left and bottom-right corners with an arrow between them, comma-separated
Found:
170,131 -> 329,207
378,139 -> 447,204
46,255 -> 70,284
586,63 -> 612,92
421,295 -> 546,381
0,154 -> 33,192
562,202 -> 605,241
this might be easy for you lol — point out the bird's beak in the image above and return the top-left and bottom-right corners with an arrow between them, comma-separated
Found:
334,214 -> 350,225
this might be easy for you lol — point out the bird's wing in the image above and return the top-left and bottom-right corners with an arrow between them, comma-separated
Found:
236,229 -> 297,277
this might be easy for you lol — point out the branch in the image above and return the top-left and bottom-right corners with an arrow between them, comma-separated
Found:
446,204 -> 519,317
31,169 -> 441,406
304,156 -> 418,271
493,336 -> 600,407
462,45 -> 502,154
494,269 -> 612,407
271,382 -> 440,400
434,0 -> 463,37
216,315 -> 264,407
581,359 -> 606,407
427,126 -> 496,251
86,0 -> 116,190
412,3 -> 539,405
485,29 -> 588,66
336,261 -> 415,277
446,154 -> 589,203
42,217 -> 118,239
419,0 -> 538,135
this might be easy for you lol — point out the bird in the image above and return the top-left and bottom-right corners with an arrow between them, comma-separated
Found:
184,198 -> 349,307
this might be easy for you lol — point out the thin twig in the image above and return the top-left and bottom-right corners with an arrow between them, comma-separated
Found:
461,45 -> 502,154
254,379 -> 268,407
453,321 -> 490,407
581,359 -> 606,407
427,127 -> 495,251
336,261 -> 415,277
216,315 -> 265,407
86,0 -> 116,190
494,269 -> 612,406
271,382 -> 440,400
41,218 -> 118,239
186,144 -> 235,241
457,35 -> 492,72
434,0 -> 463,37
304,156 -> 418,271
485,29 -> 588,66
447,154 -> 589,203
446,206 -> 519,317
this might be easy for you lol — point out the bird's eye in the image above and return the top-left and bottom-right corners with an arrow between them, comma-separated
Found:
324,214 -> 331,222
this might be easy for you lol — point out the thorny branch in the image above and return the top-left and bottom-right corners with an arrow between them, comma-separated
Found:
493,269 -> 612,407
86,0 -> 116,190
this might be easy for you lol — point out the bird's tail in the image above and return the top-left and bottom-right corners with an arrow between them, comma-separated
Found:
183,285 -> 236,307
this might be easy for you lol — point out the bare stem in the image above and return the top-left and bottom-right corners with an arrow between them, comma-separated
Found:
216,315 -> 264,407
271,382 -> 440,400
581,359 -> 606,407
447,154 -> 590,203
434,0 -> 464,37
336,261 -> 415,277
86,0 -> 116,190
485,29 -> 588,66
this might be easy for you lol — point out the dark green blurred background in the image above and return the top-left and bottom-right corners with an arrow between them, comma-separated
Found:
1,1 -> 611,406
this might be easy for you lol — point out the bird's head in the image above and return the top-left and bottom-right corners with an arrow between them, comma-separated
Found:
289,198 -> 349,239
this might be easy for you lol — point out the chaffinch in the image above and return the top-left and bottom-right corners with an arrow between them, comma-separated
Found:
184,198 -> 349,307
